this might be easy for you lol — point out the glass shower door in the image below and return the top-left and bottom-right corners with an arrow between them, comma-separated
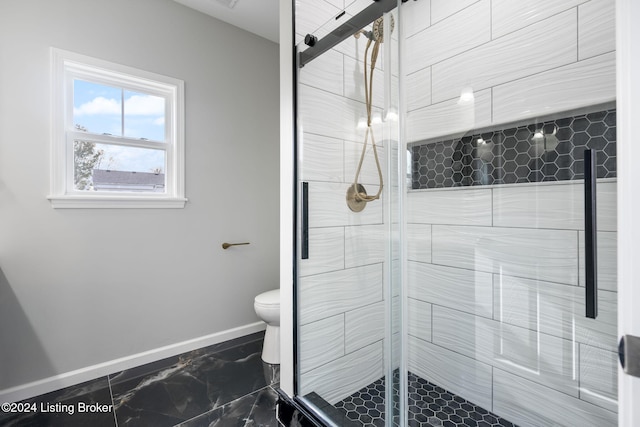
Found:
290,1 -> 619,426
402,1 -> 618,426
294,0 -> 402,425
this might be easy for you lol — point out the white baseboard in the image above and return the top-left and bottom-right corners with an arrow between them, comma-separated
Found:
0,321 -> 266,403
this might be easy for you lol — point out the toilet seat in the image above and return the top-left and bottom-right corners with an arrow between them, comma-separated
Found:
254,289 -> 280,307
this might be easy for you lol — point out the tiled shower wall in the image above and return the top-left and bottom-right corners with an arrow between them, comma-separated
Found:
404,1 -> 618,426
404,0 -> 616,142
295,0 -> 395,404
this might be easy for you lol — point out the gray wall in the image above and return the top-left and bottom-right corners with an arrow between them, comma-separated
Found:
0,0 -> 279,393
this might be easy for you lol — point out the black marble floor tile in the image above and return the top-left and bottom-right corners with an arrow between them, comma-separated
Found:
0,376 -> 116,427
109,334 -> 270,427
1,333 -> 278,427
177,385 -> 279,427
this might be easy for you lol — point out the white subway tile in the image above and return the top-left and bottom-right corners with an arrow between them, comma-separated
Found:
406,67 -> 431,112
407,187 -> 492,226
345,301 -> 385,353
306,180 -> 346,227
407,223 -> 431,262
330,28 -> 366,65
299,264 -> 383,324
406,88 -> 492,143
307,181 -> 383,228
408,261 -> 493,318
325,0 -> 344,10
299,84 -> 380,143
402,0 -> 431,38
300,227 -> 344,277
408,297 -> 432,342
576,289 -> 617,351
408,336 -> 493,410
298,48 -> 344,96
295,0 -> 342,46
299,341 -> 384,404
579,0 -> 616,60
344,138 -> 387,187
494,274 -> 618,351
492,0 -> 586,39
406,0 -> 490,75
432,306 -> 579,397
431,0 -> 481,24
300,133 -> 344,183
493,369 -> 617,427
492,52 -> 616,124
345,224 -> 385,268
299,315 -> 345,373
432,225 -> 579,285
343,54 -> 385,109
579,231 -> 617,292
580,344 -> 618,412
492,181 -> 617,232
432,10 -> 577,103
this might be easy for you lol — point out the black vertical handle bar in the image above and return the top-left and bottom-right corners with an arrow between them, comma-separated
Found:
584,149 -> 598,319
301,182 -> 309,260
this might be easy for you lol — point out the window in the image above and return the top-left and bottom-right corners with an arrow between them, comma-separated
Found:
49,48 -> 186,208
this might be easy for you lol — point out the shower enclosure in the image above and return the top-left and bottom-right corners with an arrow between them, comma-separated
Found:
285,0 -> 619,426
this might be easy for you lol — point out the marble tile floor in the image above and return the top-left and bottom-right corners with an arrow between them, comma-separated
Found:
0,332 -> 280,427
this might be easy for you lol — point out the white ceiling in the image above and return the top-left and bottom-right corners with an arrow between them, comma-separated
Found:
174,0 -> 279,43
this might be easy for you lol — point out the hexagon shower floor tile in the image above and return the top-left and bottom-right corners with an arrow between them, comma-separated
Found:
335,372 -> 517,427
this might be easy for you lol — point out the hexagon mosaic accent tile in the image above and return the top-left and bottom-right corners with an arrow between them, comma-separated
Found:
335,372 -> 517,427
410,109 -> 616,189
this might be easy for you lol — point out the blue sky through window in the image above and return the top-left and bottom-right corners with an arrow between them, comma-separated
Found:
73,80 -> 166,173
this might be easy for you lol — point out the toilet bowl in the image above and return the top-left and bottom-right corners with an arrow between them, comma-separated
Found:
254,289 -> 280,364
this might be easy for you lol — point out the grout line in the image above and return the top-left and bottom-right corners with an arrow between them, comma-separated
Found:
408,50 -> 614,109
491,366 -> 494,412
489,0 -> 493,41
576,5 -> 580,62
408,256 -> 598,289
107,376 -> 119,427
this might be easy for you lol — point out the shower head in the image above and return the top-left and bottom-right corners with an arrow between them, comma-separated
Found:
354,15 -> 395,42
371,17 -> 385,42
371,15 -> 394,42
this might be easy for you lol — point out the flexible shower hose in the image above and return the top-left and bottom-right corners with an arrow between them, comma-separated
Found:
351,33 -> 384,204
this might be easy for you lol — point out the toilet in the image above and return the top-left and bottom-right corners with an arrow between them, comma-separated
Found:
254,289 -> 280,364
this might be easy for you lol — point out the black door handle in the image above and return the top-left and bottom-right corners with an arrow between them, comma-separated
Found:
584,149 -> 598,319
301,182 -> 309,260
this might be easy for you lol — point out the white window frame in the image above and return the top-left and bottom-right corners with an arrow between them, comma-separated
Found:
48,48 -> 186,208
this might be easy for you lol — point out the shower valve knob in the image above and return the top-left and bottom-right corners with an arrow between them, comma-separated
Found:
304,34 -> 318,47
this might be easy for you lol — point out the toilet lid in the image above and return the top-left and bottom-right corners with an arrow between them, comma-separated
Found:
255,289 -> 280,306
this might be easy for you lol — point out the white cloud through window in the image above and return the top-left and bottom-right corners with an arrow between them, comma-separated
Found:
74,94 -> 164,117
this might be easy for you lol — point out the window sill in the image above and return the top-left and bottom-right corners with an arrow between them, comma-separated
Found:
47,195 -> 188,209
